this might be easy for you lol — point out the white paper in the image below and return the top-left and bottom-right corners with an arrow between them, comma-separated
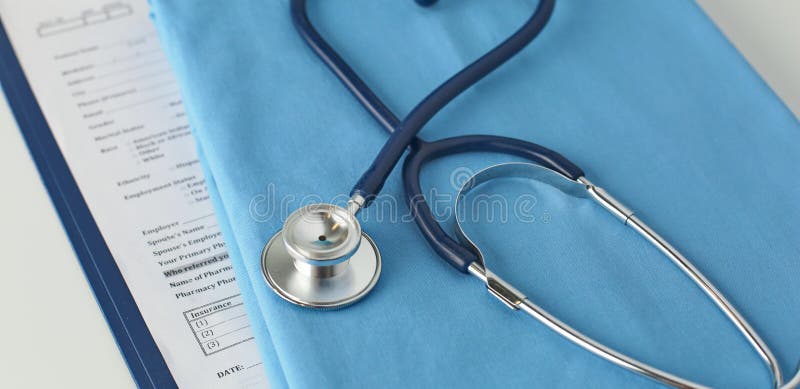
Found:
0,1 -> 268,388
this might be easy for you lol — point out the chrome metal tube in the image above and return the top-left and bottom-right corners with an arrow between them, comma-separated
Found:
579,177 -> 784,388
347,193 -> 366,215
518,298 -> 702,388
626,213 -> 782,386
468,263 -> 706,389
783,363 -> 800,389
456,164 -> 793,388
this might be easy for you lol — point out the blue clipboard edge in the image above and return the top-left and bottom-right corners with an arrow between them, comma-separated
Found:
0,18 -> 177,389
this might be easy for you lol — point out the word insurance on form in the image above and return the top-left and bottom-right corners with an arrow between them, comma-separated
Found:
0,1 -> 268,388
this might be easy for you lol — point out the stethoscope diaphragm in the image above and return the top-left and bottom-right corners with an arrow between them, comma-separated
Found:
261,203 -> 381,309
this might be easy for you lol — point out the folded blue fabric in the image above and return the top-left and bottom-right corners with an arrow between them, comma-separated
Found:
150,1 -> 800,387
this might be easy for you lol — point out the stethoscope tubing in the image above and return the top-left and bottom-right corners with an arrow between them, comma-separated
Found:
350,0 -> 555,202
291,0 -> 558,204
290,0 -> 401,133
289,0 -> 575,272
402,134 -> 582,272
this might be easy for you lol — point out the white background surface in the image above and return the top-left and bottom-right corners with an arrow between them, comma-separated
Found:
0,2 -> 797,388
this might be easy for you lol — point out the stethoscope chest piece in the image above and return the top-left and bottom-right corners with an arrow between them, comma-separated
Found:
261,203 -> 381,309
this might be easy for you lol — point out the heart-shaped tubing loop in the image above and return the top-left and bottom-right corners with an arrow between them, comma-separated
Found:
451,162 -> 798,389
289,0 -> 587,269
291,0 -> 558,203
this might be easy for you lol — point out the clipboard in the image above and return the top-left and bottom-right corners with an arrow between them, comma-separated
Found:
0,18 -> 177,389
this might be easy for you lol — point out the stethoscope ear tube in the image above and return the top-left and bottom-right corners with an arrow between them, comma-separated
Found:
453,162 -> 800,389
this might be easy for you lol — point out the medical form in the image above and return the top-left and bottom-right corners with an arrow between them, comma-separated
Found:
0,1 -> 268,388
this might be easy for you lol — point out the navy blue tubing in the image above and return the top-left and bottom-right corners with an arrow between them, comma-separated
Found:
290,0 -> 401,133
403,135 -> 583,272
350,0 -> 556,202
290,0 -> 583,272
414,0 -> 439,7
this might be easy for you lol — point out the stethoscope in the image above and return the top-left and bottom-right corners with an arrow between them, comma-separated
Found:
260,0 -> 800,387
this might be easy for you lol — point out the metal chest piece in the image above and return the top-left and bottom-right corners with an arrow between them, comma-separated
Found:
261,203 -> 381,309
